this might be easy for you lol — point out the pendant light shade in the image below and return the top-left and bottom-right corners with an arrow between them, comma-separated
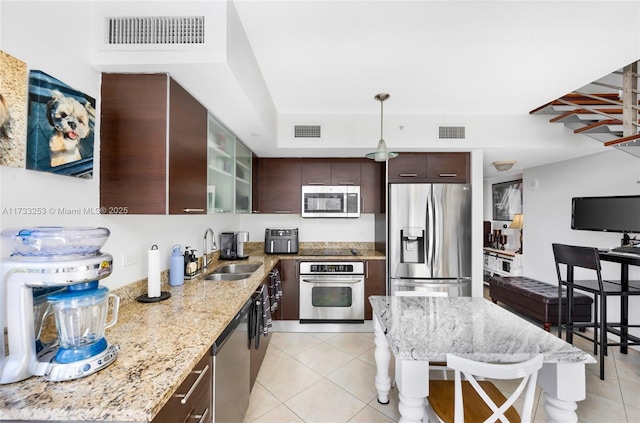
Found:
366,93 -> 398,162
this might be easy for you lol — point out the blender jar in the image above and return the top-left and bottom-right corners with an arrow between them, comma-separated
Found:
46,282 -> 120,362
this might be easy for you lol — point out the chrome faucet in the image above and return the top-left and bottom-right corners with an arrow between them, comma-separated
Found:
203,228 -> 218,272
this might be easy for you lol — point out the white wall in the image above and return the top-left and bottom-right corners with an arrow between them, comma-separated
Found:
0,1 -> 376,291
3,0 -> 639,310
523,150 -> 640,343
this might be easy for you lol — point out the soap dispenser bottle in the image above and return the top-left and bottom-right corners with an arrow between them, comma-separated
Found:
170,244 -> 184,286
186,249 -> 198,276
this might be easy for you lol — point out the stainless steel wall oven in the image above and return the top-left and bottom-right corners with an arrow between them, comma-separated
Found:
299,261 -> 364,323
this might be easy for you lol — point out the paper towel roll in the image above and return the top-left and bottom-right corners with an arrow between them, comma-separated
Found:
148,245 -> 161,298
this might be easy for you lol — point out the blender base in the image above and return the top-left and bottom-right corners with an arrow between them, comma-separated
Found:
44,343 -> 120,381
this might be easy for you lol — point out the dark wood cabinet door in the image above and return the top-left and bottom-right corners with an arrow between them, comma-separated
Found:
388,152 -> 470,183
151,348 -> 212,423
387,153 -> 428,182
360,160 -> 383,213
301,158 -> 331,185
279,259 -> 299,320
263,158 -> 301,214
364,260 -> 386,320
330,159 -> 361,186
425,152 -> 469,183
100,73 -> 168,214
101,73 -> 207,214
168,78 -> 207,214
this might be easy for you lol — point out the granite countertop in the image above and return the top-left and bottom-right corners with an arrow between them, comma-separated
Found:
369,295 -> 596,364
0,245 -> 384,422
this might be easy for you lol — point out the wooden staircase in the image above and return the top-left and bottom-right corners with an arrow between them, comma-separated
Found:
530,61 -> 640,159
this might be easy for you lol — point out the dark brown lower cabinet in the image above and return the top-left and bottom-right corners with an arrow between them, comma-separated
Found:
152,348 -> 212,423
364,260 -> 386,320
278,259 -> 299,320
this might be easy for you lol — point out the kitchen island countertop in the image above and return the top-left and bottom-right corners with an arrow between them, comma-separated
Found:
0,247 -> 384,422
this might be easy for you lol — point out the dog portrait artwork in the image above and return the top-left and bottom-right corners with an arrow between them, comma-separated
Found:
47,90 -> 95,167
26,70 -> 96,178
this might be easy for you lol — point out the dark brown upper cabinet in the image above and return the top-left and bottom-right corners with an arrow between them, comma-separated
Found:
388,152 -> 469,183
254,158 -> 302,214
256,157 -> 383,215
301,158 -> 332,185
100,74 -> 207,214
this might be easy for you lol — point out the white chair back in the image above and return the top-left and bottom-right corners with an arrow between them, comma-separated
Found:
447,353 -> 543,423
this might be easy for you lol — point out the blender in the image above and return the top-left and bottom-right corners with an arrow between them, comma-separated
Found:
0,226 -> 120,383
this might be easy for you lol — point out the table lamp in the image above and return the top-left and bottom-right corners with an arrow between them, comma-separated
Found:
509,213 -> 524,254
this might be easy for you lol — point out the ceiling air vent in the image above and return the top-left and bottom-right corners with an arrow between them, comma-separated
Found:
293,124 -> 322,139
105,16 -> 205,45
438,126 -> 466,140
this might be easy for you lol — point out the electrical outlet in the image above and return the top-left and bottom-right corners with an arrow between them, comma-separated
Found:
122,253 -> 138,267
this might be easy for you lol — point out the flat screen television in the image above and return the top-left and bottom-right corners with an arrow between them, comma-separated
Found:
571,195 -> 640,233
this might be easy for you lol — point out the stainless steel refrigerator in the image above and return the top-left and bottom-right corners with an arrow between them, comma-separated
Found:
388,183 -> 472,296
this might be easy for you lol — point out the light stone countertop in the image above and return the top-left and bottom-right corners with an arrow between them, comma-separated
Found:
369,295 -> 596,364
0,246 -> 384,422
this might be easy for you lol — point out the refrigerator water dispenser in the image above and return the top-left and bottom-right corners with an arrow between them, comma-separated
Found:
400,227 -> 425,263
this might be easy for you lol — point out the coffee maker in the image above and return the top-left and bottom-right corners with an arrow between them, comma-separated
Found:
0,227 -> 120,383
219,231 -> 249,260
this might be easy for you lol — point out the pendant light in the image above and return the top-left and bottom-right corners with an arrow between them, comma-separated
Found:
366,93 -> 398,162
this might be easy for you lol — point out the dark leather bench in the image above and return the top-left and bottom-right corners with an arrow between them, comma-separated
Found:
488,276 -> 593,331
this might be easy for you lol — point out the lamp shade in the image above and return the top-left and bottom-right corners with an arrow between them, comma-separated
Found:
366,93 -> 398,161
366,139 -> 398,162
493,160 -> 517,172
509,213 -> 523,230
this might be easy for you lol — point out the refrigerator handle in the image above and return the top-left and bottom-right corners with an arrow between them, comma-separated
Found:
426,188 -> 434,270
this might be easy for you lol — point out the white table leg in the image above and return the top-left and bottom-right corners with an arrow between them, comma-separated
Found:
543,394 -> 578,423
395,359 -> 430,423
537,362 -> 586,423
373,316 -> 392,404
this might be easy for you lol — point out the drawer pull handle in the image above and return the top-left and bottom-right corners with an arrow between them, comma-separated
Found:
192,407 -> 210,423
337,182 -> 354,185
182,208 -> 205,213
399,173 -> 417,177
307,182 -> 324,185
275,210 -> 291,214
438,173 -> 458,177
178,364 -> 210,404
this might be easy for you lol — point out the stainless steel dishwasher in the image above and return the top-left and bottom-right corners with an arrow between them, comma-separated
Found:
212,297 -> 252,423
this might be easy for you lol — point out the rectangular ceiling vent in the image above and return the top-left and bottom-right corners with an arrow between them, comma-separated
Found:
105,16 -> 205,45
293,124 -> 322,139
438,126 -> 466,140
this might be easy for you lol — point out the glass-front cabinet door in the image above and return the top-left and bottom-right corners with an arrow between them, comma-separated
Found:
235,141 -> 252,213
207,115 -> 235,213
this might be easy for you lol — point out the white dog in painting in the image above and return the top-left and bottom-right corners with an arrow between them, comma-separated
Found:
47,90 -> 94,167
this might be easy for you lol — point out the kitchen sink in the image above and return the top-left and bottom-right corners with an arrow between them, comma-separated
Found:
203,273 -> 253,281
212,263 -> 262,274
202,263 -> 262,281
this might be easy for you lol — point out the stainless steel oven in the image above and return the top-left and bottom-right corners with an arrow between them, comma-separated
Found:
299,261 -> 365,323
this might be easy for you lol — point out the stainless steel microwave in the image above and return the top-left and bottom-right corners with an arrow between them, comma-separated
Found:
301,186 -> 360,218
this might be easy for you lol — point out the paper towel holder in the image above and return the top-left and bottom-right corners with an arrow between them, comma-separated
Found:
137,245 -> 172,303
137,291 -> 171,303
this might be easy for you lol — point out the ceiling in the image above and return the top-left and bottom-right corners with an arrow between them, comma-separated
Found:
93,0 -> 640,178
232,0 -> 640,177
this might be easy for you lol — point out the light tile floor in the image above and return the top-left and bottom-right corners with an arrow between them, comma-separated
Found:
244,305 -> 640,423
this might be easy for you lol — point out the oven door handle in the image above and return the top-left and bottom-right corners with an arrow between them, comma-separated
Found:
301,278 -> 362,284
